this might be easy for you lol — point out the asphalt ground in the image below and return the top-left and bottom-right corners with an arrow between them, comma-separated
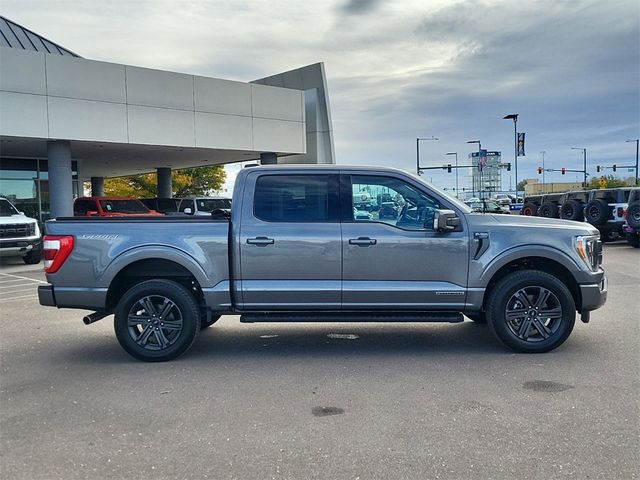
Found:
1,244 -> 638,479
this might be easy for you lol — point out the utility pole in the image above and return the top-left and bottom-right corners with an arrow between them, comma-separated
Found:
571,147 -> 587,188
503,114 -> 519,197
626,139 -> 639,185
540,150 -> 546,193
446,152 -> 458,198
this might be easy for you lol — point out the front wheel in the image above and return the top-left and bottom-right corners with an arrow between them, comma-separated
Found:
486,270 -> 576,353
114,279 -> 200,362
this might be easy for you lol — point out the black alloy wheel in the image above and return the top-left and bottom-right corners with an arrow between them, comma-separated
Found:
487,270 -> 575,353
114,279 -> 199,362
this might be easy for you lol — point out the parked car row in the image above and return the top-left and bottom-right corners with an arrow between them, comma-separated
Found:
520,187 -> 640,247
73,196 -> 231,218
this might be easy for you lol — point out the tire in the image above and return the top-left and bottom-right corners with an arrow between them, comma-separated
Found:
560,200 -> 584,221
466,312 -> 487,324
521,203 -> 538,216
486,270 -> 576,353
200,314 -> 221,329
626,202 -> 640,229
114,279 -> 199,362
538,202 -> 559,218
627,233 -> 640,248
584,199 -> 610,225
23,249 -> 42,265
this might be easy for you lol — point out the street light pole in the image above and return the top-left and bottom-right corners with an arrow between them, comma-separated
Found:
571,147 -> 587,188
626,139 -> 639,185
540,150 -> 546,193
446,152 -> 458,197
416,136 -> 438,175
503,114 -> 519,198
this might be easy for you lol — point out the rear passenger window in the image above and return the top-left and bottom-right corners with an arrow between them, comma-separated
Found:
254,175 -> 338,222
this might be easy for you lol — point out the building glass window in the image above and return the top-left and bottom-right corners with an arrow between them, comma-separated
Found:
0,158 -> 78,223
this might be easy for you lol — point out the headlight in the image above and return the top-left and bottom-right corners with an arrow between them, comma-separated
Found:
575,235 -> 601,271
28,222 -> 36,236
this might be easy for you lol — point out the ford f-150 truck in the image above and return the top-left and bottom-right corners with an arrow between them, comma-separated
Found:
38,166 -> 607,361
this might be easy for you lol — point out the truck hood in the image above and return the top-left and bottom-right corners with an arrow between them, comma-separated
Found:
465,213 -> 599,236
0,214 -> 37,225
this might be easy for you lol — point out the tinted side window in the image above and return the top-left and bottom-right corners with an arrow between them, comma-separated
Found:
179,200 -> 194,213
254,175 -> 338,222
74,200 -> 94,216
349,175 -> 441,231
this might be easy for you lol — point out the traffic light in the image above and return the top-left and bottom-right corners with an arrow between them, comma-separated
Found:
537,167 -> 543,174
561,167 -> 566,175
447,164 -> 452,173
506,163 -> 511,171
597,165 -> 601,173
613,164 -> 617,172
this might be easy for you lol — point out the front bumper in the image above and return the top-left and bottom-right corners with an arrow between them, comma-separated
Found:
579,275 -> 607,312
0,238 -> 41,256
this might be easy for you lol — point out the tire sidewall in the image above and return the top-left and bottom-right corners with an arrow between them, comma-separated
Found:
114,280 -> 199,362
487,271 -> 576,353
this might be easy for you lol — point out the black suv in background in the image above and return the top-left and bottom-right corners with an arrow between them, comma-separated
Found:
559,191 -> 590,221
521,194 -> 562,218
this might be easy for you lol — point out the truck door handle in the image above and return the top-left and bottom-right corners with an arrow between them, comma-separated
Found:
349,237 -> 377,246
246,237 -> 274,246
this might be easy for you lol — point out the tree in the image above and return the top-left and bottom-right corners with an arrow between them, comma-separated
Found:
104,165 -> 226,197
587,175 -> 628,190
517,180 -> 528,191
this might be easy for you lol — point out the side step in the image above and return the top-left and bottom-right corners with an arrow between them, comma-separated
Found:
240,312 -> 463,323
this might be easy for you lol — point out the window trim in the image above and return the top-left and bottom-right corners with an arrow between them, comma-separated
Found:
252,173 -> 340,223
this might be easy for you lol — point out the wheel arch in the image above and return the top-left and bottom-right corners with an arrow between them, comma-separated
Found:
103,247 -> 211,311
479,249 -> 583,312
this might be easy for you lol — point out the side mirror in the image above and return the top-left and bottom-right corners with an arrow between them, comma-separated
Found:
433,209 -> 460,232
183,207 -> 192,215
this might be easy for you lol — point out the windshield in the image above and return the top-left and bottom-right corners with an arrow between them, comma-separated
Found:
196,198 -> 232,212
0,199 -> 20,216
99,199 -> 151,214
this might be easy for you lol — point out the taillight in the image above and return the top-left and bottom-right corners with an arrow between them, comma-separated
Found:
43,235 -> 74,273
617,207 -> 624,217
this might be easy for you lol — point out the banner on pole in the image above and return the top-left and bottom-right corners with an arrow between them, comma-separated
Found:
517,133 -> 525,156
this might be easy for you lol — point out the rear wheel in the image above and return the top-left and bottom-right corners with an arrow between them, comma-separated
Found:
23,249 -> 42,264
560,200 -> 584,221
114,279 -> 199,362
626,202 -> 640,229
585,199 -> 609,225
486,270 -> 575,353
521,203 -> 538,216
538,202 -> 559,218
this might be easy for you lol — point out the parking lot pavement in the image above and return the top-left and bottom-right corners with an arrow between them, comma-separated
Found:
1,244 -> 638,479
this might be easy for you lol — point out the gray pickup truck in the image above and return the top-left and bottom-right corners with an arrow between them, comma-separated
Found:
38,166 -> 607,361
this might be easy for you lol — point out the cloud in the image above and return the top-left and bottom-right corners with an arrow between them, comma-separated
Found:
339,0 -> 383,15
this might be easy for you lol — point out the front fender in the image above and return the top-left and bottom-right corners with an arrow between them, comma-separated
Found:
473,244 -> 583,288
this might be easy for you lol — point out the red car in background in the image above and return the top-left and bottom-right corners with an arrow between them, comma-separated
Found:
73,197 -> 163,217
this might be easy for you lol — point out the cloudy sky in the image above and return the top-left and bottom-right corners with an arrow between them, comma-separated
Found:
3,0 -> 638,192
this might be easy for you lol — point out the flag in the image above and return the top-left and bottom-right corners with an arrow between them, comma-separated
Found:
517,133 -> 525,156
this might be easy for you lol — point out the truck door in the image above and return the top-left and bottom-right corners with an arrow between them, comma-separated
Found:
341,173 -> 470,310
237,172 -> 341,310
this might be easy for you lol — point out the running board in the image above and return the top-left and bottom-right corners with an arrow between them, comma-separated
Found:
240,312 -> 463,323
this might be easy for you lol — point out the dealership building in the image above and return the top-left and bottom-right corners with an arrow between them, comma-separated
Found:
0,15 -> 335,220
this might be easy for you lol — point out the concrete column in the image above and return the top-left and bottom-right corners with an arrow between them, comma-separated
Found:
47,141 -> 74,218
157,167 -> 172,198
260,152 -> 278,165
90,176 -> 104,196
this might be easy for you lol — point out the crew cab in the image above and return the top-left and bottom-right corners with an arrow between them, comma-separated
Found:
39,166 -> 607,361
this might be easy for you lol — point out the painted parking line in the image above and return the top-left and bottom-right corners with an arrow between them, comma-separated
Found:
0,273 -> 47,284
0,283 -> 36,289
2,294 -> 39,302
